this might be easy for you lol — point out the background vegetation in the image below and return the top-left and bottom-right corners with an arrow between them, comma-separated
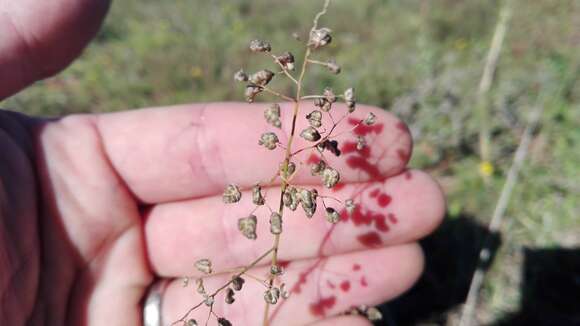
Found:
3,0 -> 578,325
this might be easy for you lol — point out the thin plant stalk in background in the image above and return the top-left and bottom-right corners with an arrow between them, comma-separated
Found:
477,0 -> 513,181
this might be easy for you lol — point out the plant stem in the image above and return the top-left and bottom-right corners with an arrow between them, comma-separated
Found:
173,247 -> 275,325
477,0 -> 513,178
458,104 -> 543,326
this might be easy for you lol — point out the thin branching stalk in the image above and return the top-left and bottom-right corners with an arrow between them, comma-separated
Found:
172,248 -> 275,325
458,104 -> 543,326
477,0 -> 513,179
261,2 -> 332,324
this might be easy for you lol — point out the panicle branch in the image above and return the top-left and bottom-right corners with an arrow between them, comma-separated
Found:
176,1 -> 383,325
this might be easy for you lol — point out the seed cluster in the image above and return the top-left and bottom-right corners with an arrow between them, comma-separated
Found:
180,1 -> 382,325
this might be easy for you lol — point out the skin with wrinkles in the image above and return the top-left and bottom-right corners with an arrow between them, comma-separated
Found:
0,1 -> 445,325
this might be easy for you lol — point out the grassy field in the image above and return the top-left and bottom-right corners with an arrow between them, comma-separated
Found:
3,0 -> 579,325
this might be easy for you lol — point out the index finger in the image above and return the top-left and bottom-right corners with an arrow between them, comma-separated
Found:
96,102 -> 411,204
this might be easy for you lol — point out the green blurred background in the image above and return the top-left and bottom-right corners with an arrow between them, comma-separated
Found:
3,0 -> 579,325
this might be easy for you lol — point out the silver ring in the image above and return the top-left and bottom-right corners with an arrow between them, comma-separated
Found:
143,280 -> 169,326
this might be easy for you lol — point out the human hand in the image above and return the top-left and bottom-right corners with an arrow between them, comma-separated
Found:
0,1 -> 445,325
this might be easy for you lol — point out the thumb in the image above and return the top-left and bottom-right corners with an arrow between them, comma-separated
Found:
0,0 -> 110,100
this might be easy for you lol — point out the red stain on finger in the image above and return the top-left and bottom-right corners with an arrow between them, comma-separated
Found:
349,117 -> 384,136
360,276 -> 368,287
340,280 -> 351,292
377,193 -> 392,207
309,296 -> 336,317
357,232 -> 383,248
341,141 -> 371,158
306,153 -> 320,164
375,215 -> 390,232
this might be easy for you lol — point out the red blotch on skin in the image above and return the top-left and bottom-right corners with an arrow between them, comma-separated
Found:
306,153 -> 320,164
369,188 -> 380,198
397,148 -> 409,162
388,213 -> 399,224
375,215 -> 390,232
346,156 -> 381,179
405,170 -> 413,180
278,260 -> 291,269
342,206 -> 391,233
331,182 -> 346,192
349,118 -> 384,136
326,280 -> 336,289
353,264 -> 361,271
309,296 -> 337,317
396,121 -> 408,132
339,209 -> 349,222
340,280 -> 351,292
357,232 -> 383,247
294,272 -> 308,294
377,193 -> 392,207
341,141 -> 371,158
361,276 -> 368,287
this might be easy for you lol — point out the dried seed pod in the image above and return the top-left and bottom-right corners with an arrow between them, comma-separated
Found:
234,69 -> 248,82
270,212 -> 283,235
356,135 -> 366,150
303,204 -> 316,218
223,184 -> 242,204
232,276 -> 245,291
310,160 -> 327,176
366,306 -> 383,321
344,88 -> 356,112
258,132 -> 279,150
204,295 -> 214,306
310,27 -> 332,48
186,319 -> 198,326
306,110 -> 323,128
270,264 -> 284,275
321,139 -> 341,156
283,187 -> 300,211
300,127 -> 321,142
299,188 -> 318,208
264,103 -> 282,128
280,161 -> 296,179
300,189 -> 318,218
195,278 -> 206,295
238,215 -> 257,240
314,97 -> 326,108
364,112 -> 376,125
264,287 -> 281,304
276,51 -> 295,71
326,59 -> 341,74
323,87 -> 337,103
249,39 -> 271,52
322,167 -> 340,188
325,207 -> 340,223
252,184 -> 265,205
245,85 -> 262,103
195,259 -> 212,274
321,100 -> 332,112
225,288 -> 235,304
249,69 -> 274,86
345,199 -> 356,215
217,318 -> 232,326
280,283 -> 290,299
316,141 -> 326,153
